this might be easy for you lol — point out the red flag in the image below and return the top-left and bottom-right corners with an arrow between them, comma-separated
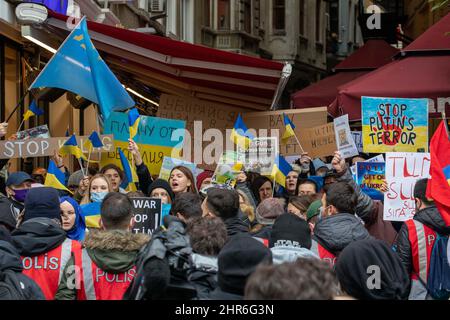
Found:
427,121 -> 450,226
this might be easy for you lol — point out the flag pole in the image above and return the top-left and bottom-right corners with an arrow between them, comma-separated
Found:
16,118 -> 25,133
5,91 -> 28,123
85,148 -> 92,176
293,133 -> 305,154
77,157 -> 86,177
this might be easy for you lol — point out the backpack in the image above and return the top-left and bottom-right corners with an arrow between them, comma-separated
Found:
0,270 -> 27,300
426,234 -> 450,300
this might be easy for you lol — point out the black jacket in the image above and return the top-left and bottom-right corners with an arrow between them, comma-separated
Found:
394,206 -> 450,275
0,240 -> 45,300
0,194 -> 22,230
188,254 -> 218,300
136,163 -> 153,195
224,216 -> 249,239
251,225 -> 272,240
11,218 -> 67,256
313,213 -> 371,255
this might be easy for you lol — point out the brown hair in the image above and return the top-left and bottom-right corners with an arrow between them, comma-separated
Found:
80,174 -> 113,205
237,190 -> 255,223
186,217 -> 228,256
169,166 -> 198,194
289,196 -> 315,215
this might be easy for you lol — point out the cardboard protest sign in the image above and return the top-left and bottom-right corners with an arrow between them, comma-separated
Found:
384,152 -> 431,221
334,115 -> 359,159
356,162 -> 386,201
101,112 -> 186,175
237,137 -> 278,176
362,97 -> 429,153
299,123 -> 337,158
351,131 -> 363,153
243,107 -> 328,156
17,125 -> 50,140
211,152 -> 244,189
0,135 -> 114,159
131,197 -> 162,235
159,156 -> 202,181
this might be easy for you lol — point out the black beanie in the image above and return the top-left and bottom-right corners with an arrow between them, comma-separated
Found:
335,238 -> 410,300
23,187 -> 61,223
269,213 -> 312,249
218,235 -> 272,295
147,179 -> 175,202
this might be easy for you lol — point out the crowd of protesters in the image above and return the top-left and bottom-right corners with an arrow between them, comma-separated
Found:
0,121 -> 448,301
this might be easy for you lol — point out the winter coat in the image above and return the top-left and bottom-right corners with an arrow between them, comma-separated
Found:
0,193 -> 23,230
224,216 -> 249,239
0,240 -> 45,300
313,213 -> 371,256
188,254 -> 218,300
251,225 -> 272,240
55,229 -> 149,300
136,163 -> 154,195
271,245 -> 318,265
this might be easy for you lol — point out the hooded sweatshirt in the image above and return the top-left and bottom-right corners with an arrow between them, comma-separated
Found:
313,213 -> 371,255
0,240 -> 45,300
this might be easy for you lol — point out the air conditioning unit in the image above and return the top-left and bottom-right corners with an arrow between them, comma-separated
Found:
150,0 -> 164,13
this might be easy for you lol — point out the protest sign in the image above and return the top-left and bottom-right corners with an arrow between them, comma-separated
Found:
351,154 -> 385,177
243,107 -> 328,156
17,125 -> 50,140
211,152 -> 244,188
334,115 -> 359,159
299,123 -> 337,158
351,131 -> 363,153
101,112 -> 186,175
237,137 -> 278,176
384,152 -> 431,221
0,135 -> 114,159
131,197 -> 162,235
159,156 -> 202,181
356,162 -> 385,201
362,97 -> 429,153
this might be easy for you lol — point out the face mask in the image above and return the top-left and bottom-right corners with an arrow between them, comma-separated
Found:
90,192 -> 109,203
13,189 -> 29,203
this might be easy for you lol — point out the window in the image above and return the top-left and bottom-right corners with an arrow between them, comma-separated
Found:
273,0 -> 285,32
315,0 -> 322,42
243,0 -> 251,34
299,0 -> 305,35
204,0 -> 211,27
218,0 -> 230,30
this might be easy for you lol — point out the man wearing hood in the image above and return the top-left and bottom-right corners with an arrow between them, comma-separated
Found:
56,192 -> 149,300
0,239 -> 45,300
10,187 -> 82,300
394,178 -> 450,300
311,181 -> 371,266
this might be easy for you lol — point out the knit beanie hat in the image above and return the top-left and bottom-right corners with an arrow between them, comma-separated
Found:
269,213 -> 312,249
23,187 -> 61,222
196,170 -> 214,191
335,238 -> 410,300
68,170 -> 84,187
218,235 -> 272,295
147,179 -> 175,202
306,200 -> 322,221
255,198 -> 285,225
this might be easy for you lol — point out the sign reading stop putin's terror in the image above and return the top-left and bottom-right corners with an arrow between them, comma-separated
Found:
0,135 -> 114,159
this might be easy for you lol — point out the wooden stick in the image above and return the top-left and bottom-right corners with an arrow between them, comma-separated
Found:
5,91 -> 28,123
77,157 -> 86,177
85,148 -> 92,176
293,133 -> 305,154
16,118 -> 25,133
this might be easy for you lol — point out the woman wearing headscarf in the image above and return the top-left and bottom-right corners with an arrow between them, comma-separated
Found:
60,196 -> 86,241
335,238 -> 410,300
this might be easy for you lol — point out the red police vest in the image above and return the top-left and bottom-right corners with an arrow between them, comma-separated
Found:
21,238 -> 82,300
311,240 -> 337,266
76,249 -> 136,300
406,219 -> 437,283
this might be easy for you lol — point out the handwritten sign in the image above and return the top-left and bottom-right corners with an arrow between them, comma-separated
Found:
101,112 -> 186,175
351,131 -> 363,153
334,115 -> 359,159
159,156 -> 201,181
362,97 -> 429,153
0,135 -> 114,159
299,123 -> 337,158
356,162 -> 385,201
131,197 -> 162,235
384,152 -> 431,221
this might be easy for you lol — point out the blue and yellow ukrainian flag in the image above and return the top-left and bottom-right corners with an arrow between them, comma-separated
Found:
44,160 -> 72,194
29,17 -> 135,120
128,108 -> 141,139
118,148 -> 137,192
84,131 -> 104,152
60,134 -> 87,160
444,165 -> 450,186
230,114 -> 254,150
23,101 -> 44,121
271,155 -> 293,188
281,113 -> 296,144
81,202 -> 101,229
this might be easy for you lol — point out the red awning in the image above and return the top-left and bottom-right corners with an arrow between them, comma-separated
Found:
292,40 -> 398,109
330,13 -> 450,121
43,12 -> 285,110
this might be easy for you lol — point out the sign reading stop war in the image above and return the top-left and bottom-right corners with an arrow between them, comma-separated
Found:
131,197 -> 162,235
0,135 -> 114,159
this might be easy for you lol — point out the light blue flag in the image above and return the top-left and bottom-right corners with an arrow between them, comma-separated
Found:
29,17 -> 135,120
